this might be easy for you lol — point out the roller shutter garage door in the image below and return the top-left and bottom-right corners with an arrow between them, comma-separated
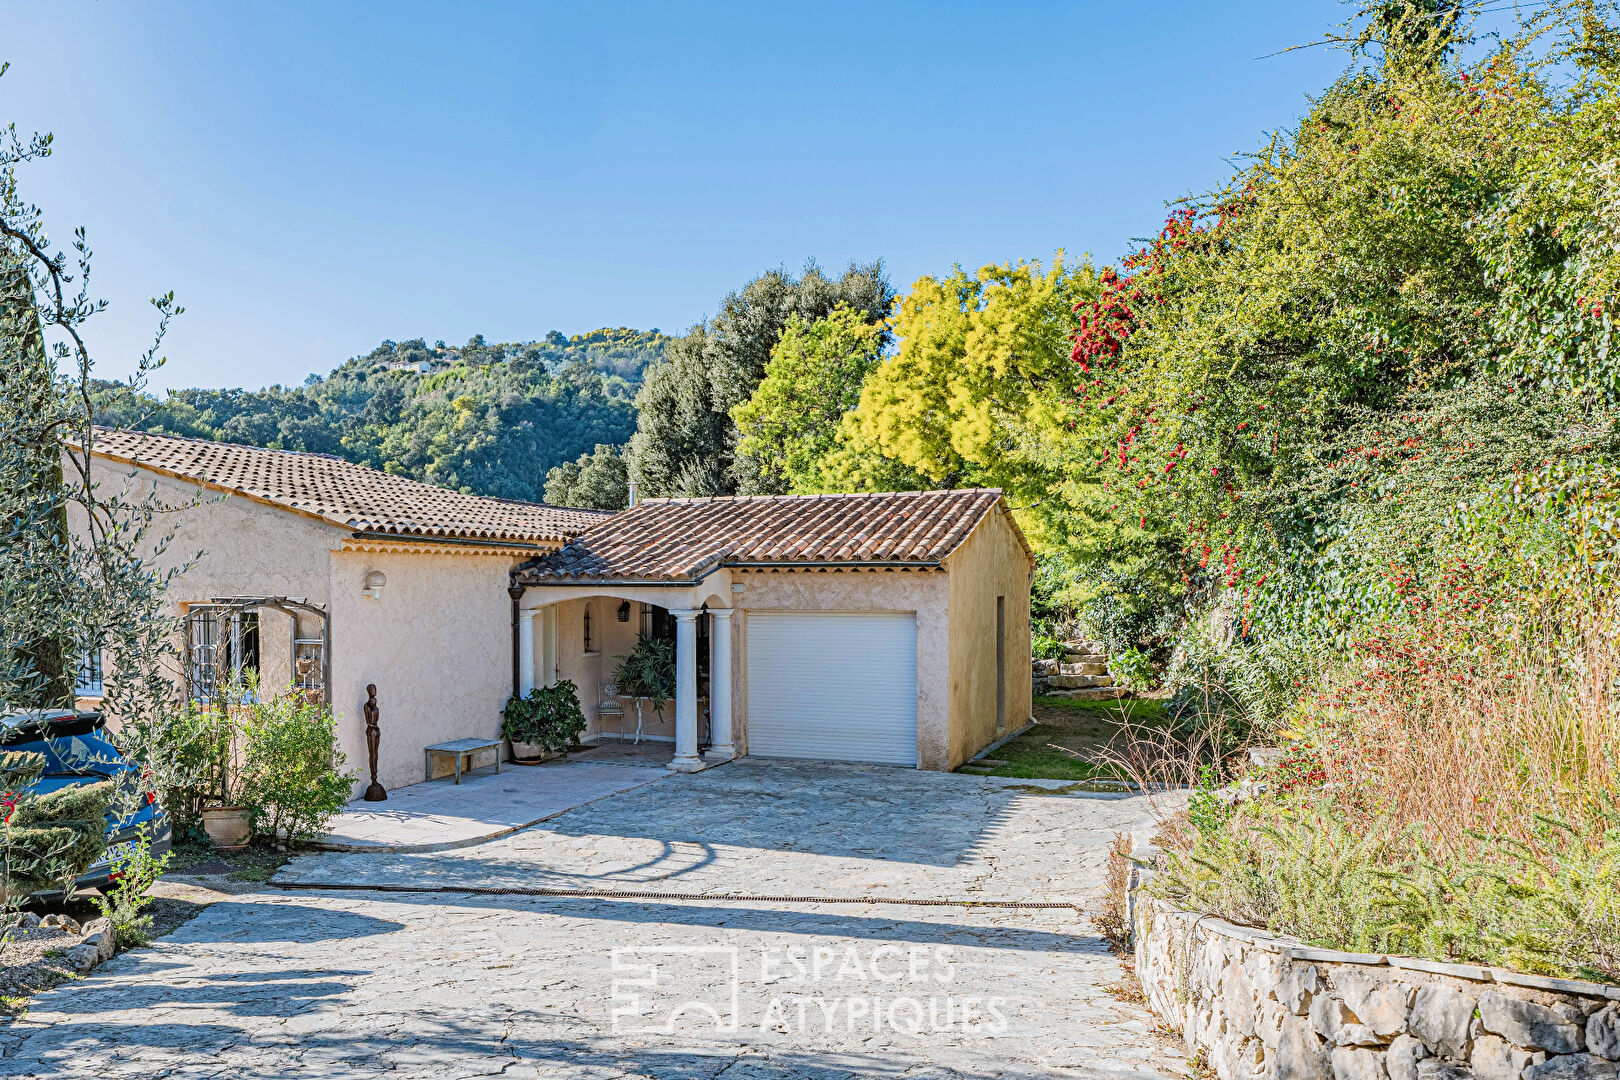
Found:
745,611 -> 918,766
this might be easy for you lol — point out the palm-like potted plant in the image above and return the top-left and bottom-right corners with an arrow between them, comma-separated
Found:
502,680 -> 588,761
612,635 -> 675,742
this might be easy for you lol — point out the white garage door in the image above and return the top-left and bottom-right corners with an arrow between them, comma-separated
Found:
745,611 -> 918,766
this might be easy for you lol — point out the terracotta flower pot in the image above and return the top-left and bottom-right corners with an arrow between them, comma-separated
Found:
201,806 -> 252,851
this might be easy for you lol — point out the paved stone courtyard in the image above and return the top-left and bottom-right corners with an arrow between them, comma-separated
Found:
0,760 -> 1187,1079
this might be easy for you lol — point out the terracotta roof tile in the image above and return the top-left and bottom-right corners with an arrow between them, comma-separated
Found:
515,488 -> 1017,583
86,428 -> 607,545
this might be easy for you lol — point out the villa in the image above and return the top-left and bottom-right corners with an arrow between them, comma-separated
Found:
81,428 -> 1034,795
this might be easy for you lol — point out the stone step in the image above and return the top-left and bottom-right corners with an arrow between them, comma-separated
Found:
1046,673 -> 1116,690
1059,662 -> 1109,676
1044,686 -> 1126,701
1064,649 -> 1107,661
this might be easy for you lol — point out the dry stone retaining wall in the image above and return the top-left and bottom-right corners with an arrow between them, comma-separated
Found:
1132,896 -> 1620,1080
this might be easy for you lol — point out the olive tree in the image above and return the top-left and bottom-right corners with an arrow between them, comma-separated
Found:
0,68 -> 192,915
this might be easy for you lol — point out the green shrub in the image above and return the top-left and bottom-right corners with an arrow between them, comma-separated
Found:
91,829 -> 170,947
115,703 -> 233,831
0,750 -> 111,901
501,680 -> 588,755
1109,646 -> 1155,692
239,695 -> 355,846
1030,631 -> 1067,661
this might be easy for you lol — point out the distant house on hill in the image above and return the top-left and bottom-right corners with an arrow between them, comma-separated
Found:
379,357 -> 440,374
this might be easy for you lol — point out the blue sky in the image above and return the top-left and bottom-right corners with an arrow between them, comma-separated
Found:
8,1 -> 1355,392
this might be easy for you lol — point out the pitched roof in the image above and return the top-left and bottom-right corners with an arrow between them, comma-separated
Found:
515,488 -> 1022,584
87,428 -> 607,546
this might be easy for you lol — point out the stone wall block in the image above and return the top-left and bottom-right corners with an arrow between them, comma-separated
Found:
1247,949 -> 1286,1002
1338,970 -> 1416,1039
1411,984 -> 1478,1060
1332,1045 -> 1391,1080
1225,959 -> 1260,1039
1281,1015 -> 1333,1080
1471,1034 -> 1546,1080
1524,1055 -> 1620,1080
1316,993 -> 1359,1042
1215,1033 -> 1269,1080
1341,1024 -> 1393,1047
1387,1034 -> 1432,1080
1282,964 -> 1325,1015
1416,1060 -> 1475,1080
1195,1001 -> 1221,1051
1257,1000 -> 1287,1050
1479,991 -> 1587,1055
1585,1004 -> 1620,1061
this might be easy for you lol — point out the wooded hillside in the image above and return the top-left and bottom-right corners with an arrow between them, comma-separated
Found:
91,328 -> 666,503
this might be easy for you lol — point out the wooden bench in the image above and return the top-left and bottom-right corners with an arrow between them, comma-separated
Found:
423,737 -> 502,784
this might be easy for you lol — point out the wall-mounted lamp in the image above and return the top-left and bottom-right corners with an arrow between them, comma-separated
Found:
362,570 -> 387,599
616,601 -> 631,622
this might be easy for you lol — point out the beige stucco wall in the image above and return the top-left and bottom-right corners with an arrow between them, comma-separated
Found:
78,455 -> 562,797
73,458 -> 344,706
943,509 -> 1035,768
328,546 -> 529,794
731,569 -> 951,768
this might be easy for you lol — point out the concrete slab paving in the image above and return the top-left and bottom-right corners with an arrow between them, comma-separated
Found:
316,751 -> 671,853
2,759 -> 1189,1079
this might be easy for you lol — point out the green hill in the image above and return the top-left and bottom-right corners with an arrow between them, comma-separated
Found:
91,328 -> 666,503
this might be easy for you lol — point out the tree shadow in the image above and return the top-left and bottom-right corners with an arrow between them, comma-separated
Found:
9,1004 -> 1040,1079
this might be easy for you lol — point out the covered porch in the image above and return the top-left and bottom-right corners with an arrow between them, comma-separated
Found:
510,579 -> 737,773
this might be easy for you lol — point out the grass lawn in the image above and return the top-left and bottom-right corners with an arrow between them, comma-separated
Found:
960,695 -> 1169,780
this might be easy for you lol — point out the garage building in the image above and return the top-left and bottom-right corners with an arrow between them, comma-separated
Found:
510,488 -> 1035,772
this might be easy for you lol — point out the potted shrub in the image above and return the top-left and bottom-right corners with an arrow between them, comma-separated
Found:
194,678 -> 263,851
502,680 -> 588,762
192,693 -> 252,852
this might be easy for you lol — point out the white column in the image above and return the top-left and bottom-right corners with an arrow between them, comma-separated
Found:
708,609 -> 734,759
541,605 -> 558,687
517,609 -> 536,696
669,608 -> 702,772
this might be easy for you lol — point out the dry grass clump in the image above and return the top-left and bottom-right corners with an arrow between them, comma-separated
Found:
1139,597 -> 1620,982
1093,831 -> 1131,949
1316,611 -> 1619,859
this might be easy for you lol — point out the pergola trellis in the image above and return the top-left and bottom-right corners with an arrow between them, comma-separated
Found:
184,596 -> 331,704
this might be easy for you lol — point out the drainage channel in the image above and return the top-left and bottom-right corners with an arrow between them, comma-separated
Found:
276,881 -> 1081,911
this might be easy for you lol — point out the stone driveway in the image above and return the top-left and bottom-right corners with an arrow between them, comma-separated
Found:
1,759 -> 1187,1079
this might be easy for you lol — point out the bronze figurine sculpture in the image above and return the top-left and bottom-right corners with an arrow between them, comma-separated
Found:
363,683 -> 387,801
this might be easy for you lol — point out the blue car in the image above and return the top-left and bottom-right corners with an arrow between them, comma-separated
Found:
0,709 -> 171,895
